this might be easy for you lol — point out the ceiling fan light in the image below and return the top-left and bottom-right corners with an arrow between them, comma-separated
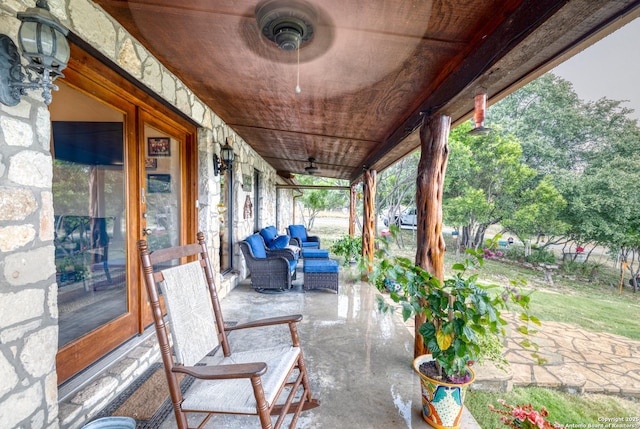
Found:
256,0 -> 315,51
274,26 -> 302,51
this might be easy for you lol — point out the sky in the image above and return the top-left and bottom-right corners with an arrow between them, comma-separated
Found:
552,18 -> 640,120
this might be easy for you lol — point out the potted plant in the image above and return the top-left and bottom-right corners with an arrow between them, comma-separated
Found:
371,238 -> 540,429
329,234 -> 362,266
56,253 -> 89,284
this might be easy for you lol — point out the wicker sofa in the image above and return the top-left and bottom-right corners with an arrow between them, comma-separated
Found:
239,234 -> 298,292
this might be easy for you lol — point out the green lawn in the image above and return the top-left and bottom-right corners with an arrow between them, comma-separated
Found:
466,387 -> 639,427
527,290 -> 640,341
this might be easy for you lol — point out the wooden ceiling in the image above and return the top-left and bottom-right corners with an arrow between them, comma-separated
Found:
94,0 -> 640,183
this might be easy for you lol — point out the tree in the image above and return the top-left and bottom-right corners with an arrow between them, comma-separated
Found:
376,153 -> 419,221
489,71 -> 640,268
296,175 -> 349,230
500,175 -> 569,245
488,73 -> 634,175
443,122 -> 542,250
558,153 -> 640,275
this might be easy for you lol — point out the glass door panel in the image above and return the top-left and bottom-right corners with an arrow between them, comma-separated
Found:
143,125 -> 181,252
219,172 -> 231,272
51,83 -> 129,348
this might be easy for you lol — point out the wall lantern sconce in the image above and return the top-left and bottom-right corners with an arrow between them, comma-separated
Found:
0,0 -> 70,106
468,92 -> 492,136
213,138 -> 235,176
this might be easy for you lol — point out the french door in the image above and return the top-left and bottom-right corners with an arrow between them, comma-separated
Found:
53,45 -> 196,384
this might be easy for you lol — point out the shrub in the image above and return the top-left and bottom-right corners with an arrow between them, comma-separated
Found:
558,260 -> 602,280
525,248 -> 556,264
329,234 -> 362,266
502,246 -> 555,264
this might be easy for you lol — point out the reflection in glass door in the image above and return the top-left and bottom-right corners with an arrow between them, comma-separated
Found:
51,83 -> 129,348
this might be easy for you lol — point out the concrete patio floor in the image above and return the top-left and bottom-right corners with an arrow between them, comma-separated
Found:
158,270 -> 481,428
152,262 -> 640,428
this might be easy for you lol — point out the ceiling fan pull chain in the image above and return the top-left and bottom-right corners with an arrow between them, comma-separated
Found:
295,38 -> 301,94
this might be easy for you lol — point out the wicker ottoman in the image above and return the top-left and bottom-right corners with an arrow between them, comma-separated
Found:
303,259 -> 339,293
301,248 -> 329,259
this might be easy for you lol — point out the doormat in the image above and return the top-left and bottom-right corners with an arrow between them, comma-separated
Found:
91,363 -> 193,429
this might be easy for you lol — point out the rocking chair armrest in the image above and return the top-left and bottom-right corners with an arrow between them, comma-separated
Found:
226,314 -> 303,332
172,362 -> 267,380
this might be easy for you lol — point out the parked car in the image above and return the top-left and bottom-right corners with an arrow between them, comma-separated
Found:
383,207 -> 417,228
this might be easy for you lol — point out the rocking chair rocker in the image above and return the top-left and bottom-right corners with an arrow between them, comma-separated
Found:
138,232 -> 319,429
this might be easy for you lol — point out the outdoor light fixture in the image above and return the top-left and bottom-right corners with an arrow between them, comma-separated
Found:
0,0 -> 70,106
213,138 -> 235,176
304,157 -> 318,175
468,92 -> 492,136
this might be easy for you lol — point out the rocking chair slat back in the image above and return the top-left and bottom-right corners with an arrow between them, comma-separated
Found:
160,261 -> 219,366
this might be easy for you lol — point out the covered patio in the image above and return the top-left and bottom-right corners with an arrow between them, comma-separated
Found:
2,1 -> 640,428
157,269 -> 482,428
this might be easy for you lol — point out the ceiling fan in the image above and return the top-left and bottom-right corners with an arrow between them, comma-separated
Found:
252,0 -> 334,65
256,0 -> 315,52
304,157 -> 319,175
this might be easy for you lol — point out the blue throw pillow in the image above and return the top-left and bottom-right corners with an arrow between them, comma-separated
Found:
288,225 -> 307,241
259,226 -> 278,244
245,234 -> 266,258
268,234 -> 290,250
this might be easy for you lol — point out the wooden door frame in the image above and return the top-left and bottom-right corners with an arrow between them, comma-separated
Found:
55,42 -> 197,384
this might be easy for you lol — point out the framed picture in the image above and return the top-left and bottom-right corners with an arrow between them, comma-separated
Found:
145,158 -> 157,169
147,137 -> 171,156
147,174 -> 171,193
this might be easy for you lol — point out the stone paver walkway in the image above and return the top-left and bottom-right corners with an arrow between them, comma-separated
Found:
403,314 -> 640,397
497,316 -> 640,397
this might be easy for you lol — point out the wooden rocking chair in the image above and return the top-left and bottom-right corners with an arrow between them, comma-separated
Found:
138,232 -> 319,429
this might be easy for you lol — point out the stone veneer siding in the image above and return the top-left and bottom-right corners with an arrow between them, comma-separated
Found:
0,1 -> 291,427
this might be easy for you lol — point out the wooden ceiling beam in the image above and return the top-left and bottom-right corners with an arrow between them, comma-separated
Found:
355,0 -> 568,183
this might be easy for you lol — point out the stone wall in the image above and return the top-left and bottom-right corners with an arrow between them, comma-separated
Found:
0,1 -> 293,427
0,98 -> 59,429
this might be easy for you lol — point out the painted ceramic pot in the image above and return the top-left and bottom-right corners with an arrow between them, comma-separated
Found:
413,354 -> 476,429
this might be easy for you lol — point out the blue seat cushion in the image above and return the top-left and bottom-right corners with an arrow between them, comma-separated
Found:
245,234 -> 266,259
303,259 -> 339,273
301,249 -> 329,258
301,241 -> 320,249
259,226 -> 278,244
267,234 -> 290,250
288,225 -> 307,242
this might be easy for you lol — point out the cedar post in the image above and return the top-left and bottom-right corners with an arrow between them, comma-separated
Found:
349,184 -> 357,237
362,169 -> 377,272
414,114 -> 451,357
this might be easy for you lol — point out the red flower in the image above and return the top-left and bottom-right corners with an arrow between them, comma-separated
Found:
489,400 -> 563,429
